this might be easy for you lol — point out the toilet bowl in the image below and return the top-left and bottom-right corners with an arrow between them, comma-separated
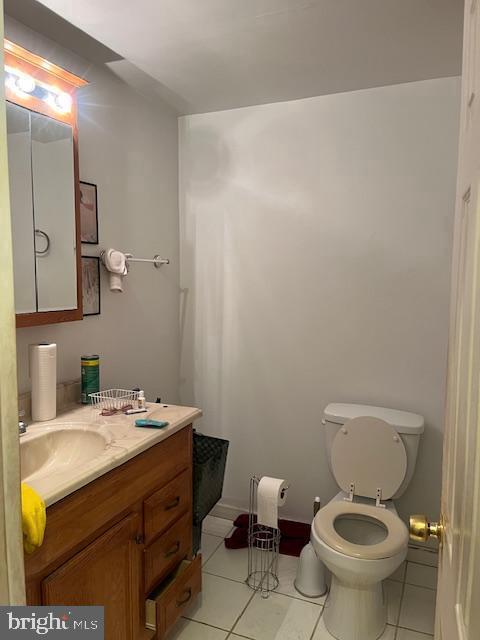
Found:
311,496 -> 408,640
311,403 -> 424,640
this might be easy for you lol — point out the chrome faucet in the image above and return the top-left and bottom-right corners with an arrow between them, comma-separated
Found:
19,410 -> 28,436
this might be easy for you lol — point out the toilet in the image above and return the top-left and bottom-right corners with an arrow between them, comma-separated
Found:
311,403 -> 424,640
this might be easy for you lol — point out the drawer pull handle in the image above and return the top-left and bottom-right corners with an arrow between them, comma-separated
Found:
164,497 -> 180,511
176,588 -> 192,607
165,541 -> 180,557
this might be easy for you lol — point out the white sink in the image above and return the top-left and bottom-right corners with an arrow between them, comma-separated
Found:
20,423 -> 112,483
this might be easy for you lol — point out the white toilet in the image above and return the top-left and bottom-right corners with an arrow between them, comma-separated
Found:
311,403 -> 424,640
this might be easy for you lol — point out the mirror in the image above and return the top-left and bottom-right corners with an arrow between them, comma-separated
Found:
6,102 -> 35,313
7,102 -> 78,315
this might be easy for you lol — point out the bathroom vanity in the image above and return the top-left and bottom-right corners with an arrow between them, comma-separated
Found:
22,404 -> 202,640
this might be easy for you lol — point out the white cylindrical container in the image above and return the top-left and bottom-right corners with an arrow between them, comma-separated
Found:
294,542 -> 327,598
29,343 -> 57,421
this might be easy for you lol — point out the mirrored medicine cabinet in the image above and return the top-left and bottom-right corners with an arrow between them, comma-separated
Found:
4,39 -> 87,327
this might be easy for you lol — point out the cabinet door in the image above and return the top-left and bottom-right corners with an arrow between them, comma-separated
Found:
6,102 -> 36,313
42,513 -> 142,640
31,112 -> 77,313
6,102 -> 80,320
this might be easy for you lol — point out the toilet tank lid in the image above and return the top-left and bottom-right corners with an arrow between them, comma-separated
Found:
323,403 -> 424,434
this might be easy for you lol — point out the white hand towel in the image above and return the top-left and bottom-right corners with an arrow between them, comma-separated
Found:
103,248 -> 128,292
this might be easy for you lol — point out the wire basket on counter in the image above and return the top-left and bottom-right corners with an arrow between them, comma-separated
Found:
89,389 -> 139,415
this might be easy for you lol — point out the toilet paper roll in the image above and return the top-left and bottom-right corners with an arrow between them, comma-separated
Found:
109,273 -> 124,292
257,476 -> 288,530
29,343 -> 57,422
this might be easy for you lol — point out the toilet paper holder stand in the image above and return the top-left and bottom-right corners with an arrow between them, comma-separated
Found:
246,475 -> 289,598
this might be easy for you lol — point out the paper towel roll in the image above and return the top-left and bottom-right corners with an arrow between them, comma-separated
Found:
257,476 -> 288,529
29,343 -> 57,422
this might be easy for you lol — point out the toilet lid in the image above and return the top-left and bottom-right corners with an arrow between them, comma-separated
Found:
331,416 -> 407,500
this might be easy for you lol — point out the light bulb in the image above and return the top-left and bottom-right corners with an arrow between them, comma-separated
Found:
5,75 -> 16,91
54,91 -> 72,113
5,72 -> 34,98
16,74 -> 36,94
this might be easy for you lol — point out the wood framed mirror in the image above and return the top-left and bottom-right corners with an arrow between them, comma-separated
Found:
4,39 -> 88,327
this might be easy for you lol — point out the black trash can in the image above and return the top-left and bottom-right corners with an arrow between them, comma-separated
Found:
192,430 -> 229,553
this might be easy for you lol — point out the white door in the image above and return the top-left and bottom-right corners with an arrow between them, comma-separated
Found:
0,4 -> 27,604
433,1 -> 480,638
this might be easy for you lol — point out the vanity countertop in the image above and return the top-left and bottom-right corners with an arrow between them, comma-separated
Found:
21,402 -> 202,507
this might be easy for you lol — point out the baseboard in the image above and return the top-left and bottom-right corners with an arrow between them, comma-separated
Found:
210,502 -> 245,521
210,501 -> 314,524
211,503 -> 439,567
407,542 -> 439,566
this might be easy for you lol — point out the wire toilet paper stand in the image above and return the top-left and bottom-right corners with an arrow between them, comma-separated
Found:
246,475 -> 287,598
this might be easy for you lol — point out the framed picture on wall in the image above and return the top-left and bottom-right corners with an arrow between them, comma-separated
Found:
80,181 -> 98,244
82,256 -> 101,316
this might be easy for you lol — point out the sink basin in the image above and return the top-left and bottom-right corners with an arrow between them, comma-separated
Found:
20,423 -> 112,483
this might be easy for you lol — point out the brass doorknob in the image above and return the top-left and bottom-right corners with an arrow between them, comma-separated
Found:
409,514 -> 444,543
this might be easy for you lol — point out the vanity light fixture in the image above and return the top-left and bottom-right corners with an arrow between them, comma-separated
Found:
4,65 -> 73,113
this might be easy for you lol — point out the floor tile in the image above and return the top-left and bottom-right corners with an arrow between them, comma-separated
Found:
312,617 -> 395,639
275,554 -> 327,604
407,546 -> 438,567
202,515 -> 234,538
399,584 -> 436,635
203,544 -> 248,582
170,619 -> 228,639
397,629 -> 434,639
390,561 -> 407,582
183,573 -> 253,630
379,625 -> 396,639
204,547 -> 327,605
385,579 -> 403,625
200,533 -> 224,565
234,591 -> 321,640
405,563 -> 437,590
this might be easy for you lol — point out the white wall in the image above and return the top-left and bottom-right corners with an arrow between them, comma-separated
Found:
6,17 -> 181,402
179,77 -> 460,523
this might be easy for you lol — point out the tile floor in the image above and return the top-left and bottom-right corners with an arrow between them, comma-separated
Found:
173,516 -> 437,640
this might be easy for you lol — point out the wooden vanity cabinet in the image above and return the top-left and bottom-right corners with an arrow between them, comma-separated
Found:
43,513 -> 142,640
24,426 -> 201,640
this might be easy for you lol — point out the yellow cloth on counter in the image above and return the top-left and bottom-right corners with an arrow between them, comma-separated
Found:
21,483 -> 46,554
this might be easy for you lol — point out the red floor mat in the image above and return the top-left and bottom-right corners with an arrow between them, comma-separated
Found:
224,513 -> 310,557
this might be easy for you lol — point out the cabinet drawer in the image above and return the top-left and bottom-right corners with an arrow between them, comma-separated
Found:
146,555 -> 202,639
144,470 -> 191,544
144,512 -> 191,593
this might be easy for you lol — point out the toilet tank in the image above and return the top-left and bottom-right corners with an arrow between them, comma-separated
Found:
322,403 -> 424,499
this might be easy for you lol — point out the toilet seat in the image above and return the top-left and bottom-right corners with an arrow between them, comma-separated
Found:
313,500 -> 408,560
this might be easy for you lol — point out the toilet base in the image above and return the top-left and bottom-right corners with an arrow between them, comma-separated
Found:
323,575 -> 386,640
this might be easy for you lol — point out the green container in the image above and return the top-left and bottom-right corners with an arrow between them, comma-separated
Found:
81,355 -> 100,404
